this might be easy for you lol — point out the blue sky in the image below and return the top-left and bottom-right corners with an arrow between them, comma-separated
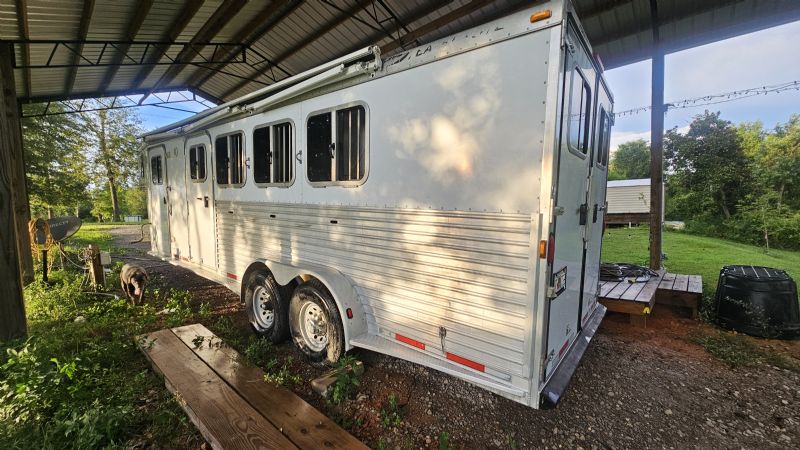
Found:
138,19 -> 800,152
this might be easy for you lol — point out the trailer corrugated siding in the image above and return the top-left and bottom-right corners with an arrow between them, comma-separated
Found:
216,201 -> 532,377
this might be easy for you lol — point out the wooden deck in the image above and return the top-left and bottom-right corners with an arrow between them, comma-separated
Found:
136,323 -> 367,450
599,271 -> 703,325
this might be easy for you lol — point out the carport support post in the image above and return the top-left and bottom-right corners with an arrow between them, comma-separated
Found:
0,43 -> 28,340
649,0 -> 664,271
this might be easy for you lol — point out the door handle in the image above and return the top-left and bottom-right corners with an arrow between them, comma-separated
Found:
579,203 -> 588,225
204,196 -> 209,208
592,203 -> 599,223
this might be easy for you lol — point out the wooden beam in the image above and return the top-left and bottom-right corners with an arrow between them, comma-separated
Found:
14,0 -> 32,98
219,0 -> 374,100
188,0 -> 301,89
649,0 -> 664,270
131,0 -> 204,91
0,43 -> 28,341
96,0 -> 154,95
140,0 -> 248,101
381,0 -> 495,54
64,0 -> 96,96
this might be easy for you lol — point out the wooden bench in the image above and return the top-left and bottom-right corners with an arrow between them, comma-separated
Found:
136,323 -> 367,450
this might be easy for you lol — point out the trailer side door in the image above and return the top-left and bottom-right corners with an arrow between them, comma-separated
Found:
544,21 -> 596,379
186,135 -> 216,269
147,146 -> 170,256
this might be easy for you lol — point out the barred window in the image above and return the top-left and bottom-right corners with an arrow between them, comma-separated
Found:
307,104 -> 367,186
150,156 -> 163,185
189,145 -> 206,181
215,132 -> 244,186
253,122 -> 293,186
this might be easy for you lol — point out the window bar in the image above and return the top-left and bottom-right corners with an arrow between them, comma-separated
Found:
347,109 -> 353,180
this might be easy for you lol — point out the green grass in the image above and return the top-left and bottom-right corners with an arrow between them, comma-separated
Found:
60,223 -> 116,250
690,331 -> 800,371
601,226 -> 800,295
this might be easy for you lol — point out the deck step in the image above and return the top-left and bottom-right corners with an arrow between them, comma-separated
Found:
137,324 -> 366,450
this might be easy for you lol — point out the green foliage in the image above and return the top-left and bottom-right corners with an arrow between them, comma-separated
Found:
262,357 -> 301,388
242,337 -> 274,368
611,139 -> 650,179
328,355 -> 362,405
438,432 -> 456,450
691,332 -> 800,372
0,271 -> 199,448
379,393 -> 402,428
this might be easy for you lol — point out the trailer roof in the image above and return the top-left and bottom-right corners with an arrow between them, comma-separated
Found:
4,0 -> 800,105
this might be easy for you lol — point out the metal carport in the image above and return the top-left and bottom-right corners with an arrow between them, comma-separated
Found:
2,0 -> 800,339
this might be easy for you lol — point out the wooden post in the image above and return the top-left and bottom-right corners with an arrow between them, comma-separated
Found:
0,43 -> 28,341
649,0 -> 664,270
87,244 -> 105,288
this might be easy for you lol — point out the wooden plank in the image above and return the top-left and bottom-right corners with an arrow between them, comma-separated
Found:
658,272 -> 676,290
688,275 -> 703,294
606,280 -> 634,300
619,280 -> 647,301
599,298 -> 649,315
599,280 -> 618,298
633,275 -> 661,308
137,329 -> 297,450
673,274 -> 689,292
172,324 -> 368,450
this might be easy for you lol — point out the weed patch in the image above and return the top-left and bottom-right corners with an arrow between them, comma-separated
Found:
691,331 -> 800,371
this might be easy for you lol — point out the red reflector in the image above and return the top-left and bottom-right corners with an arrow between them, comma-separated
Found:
547,233 -> 555,265
558,339 -> 570,358
396,333 -> 425,350
346,308 -> 353,319
181,256 -> 189,262
226,272 -> 238,280
446,352 -> 485,372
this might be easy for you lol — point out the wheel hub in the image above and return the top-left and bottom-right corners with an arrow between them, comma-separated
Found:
300,302 -> 328,352
252,285 -> 274,330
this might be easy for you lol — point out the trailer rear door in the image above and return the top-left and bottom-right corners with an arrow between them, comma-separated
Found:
544,21 -> 596,379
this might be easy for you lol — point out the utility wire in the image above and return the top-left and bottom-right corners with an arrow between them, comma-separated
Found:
614,80 -> 800,118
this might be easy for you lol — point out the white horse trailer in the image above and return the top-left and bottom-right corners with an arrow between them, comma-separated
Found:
142,0 -> 613,408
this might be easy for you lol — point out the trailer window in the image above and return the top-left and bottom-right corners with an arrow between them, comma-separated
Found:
568,69 -> 591,155
596,108 -> 611,167
215,132 -> 244,186
189,145 -> 206,181
253,121 -> 293,186
307,104 -> 368,186
336,106 -> 366,182
150,156 -> 162,185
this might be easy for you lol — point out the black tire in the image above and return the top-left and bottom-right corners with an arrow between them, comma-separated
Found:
244,271 -> 290,343
289,279 -> 344,368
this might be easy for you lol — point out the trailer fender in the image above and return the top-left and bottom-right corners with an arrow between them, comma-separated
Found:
252,259 -> 368,350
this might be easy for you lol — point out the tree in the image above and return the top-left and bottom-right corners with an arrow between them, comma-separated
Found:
21,106 -> 90,218
665,111 -> 750,220
82,107 -> 143,222
611,139 -> 650,179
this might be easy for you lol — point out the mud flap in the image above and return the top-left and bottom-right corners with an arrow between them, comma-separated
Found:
540,304 -> 606,408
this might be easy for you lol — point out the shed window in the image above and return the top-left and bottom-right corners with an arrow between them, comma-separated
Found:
253,122 -> 293,185
150,156 -> 162,185
189,144 -> 206,181
307,105 -> 367,185
215,133 -> 244,186
596,108 -> 611,167
568,68 -> 591,154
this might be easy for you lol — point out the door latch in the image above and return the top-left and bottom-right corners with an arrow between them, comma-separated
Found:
579,203 -> 588,225
204,196 -> 209,208
592,203 -> 599,223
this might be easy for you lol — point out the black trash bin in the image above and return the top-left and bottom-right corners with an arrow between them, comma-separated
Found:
714,265 -> 800,339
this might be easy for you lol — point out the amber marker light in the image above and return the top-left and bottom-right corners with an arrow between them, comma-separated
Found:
539,240 -> 547,259
530,10 -> 552,23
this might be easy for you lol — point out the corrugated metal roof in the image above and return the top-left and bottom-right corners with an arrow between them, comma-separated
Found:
3,0 -> 800,104
608,178 -> 651,187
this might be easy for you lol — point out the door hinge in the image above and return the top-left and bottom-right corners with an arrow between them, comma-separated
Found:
546,286 -> 556,299
553,206 -> 565,216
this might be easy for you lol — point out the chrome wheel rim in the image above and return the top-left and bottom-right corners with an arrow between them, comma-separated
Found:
299,302 -> 328,352
252,285 -> 274,330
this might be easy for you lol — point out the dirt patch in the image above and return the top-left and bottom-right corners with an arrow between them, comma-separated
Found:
109,225 -> 800,449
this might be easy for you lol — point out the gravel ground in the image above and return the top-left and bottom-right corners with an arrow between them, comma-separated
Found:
108,225 -> 800,449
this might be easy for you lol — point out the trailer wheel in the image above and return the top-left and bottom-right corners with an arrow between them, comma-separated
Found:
244,271 -> 289,343
289,279 -> 344,367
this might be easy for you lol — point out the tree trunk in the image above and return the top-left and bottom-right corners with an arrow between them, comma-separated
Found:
47,208 -> 53,219
778,183 -> 785,208
719,189 -> 731,219
109,176 -> 121,222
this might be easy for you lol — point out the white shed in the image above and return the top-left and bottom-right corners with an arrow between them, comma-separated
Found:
605,178 -> 656,224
